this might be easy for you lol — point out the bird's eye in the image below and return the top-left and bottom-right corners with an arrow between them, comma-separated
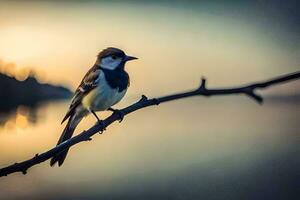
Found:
111,55 -> 117,60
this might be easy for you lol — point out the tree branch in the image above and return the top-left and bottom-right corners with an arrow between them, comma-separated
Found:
1,71 -> 299,177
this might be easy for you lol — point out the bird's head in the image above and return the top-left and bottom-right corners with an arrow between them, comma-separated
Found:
96,47 -> 138,70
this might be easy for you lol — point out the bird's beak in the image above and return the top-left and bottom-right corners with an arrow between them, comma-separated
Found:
125,55 -> 138,61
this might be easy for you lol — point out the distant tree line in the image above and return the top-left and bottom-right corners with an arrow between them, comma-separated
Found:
0,72 -> 72,112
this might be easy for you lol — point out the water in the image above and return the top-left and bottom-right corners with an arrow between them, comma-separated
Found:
0,96 -> 299,199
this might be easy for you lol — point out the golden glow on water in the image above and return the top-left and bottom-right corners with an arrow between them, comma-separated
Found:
2,106 -> 35,131
0,99 -> 298,198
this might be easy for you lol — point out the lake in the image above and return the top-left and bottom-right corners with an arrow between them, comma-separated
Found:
0,95 -> 299,199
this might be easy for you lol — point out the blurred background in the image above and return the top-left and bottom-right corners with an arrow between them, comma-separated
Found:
0,0 -> 299,199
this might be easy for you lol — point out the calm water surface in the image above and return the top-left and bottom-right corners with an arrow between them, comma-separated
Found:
0,96 -> 299,200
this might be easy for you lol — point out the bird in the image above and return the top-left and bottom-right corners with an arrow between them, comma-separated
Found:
50,47 -> 137,167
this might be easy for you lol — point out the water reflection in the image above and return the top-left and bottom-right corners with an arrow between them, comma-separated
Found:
0,105 -> 38,129
0,96 -> 298,200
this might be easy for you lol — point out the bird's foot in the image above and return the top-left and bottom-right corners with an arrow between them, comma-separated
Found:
90,110 -> 106,133
108,108 -> 125,122
96,120 -> 106,134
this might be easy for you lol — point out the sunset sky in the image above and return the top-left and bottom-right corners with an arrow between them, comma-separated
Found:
0,0 -> 299,95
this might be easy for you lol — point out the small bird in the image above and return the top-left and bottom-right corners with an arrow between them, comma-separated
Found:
50,47 -> 137,166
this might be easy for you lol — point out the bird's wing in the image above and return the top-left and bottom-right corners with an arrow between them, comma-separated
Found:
61,65 -> 101,124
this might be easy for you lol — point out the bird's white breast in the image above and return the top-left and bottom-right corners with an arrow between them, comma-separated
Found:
82,72 -> 127,111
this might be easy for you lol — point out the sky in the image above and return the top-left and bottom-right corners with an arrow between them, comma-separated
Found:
0,0 -> 299,94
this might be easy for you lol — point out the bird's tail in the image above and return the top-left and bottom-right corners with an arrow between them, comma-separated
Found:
50,115 -> 82,167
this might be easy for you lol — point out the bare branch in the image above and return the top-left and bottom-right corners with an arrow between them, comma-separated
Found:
0,71 -> 299,177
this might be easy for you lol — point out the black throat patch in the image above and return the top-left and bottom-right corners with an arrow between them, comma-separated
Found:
100,68 -> 130,92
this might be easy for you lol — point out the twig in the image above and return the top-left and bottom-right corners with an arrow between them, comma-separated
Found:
0,71 -> 299,177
